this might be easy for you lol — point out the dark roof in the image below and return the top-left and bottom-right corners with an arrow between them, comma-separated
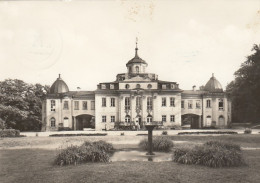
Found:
182,90 -> 207,95
126,47 -> 147,66
49,75 -> 69,94
204,74 -> 223,92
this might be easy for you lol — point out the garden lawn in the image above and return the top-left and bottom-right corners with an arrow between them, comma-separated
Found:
0,148 -> 260,183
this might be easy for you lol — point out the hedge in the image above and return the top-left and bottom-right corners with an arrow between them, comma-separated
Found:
178,131 -> 238,135
0,129 -> 20,137
49,133 -> 107,137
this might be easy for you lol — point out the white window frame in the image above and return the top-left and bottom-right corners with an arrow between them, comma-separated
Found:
102,98 -> 106,107
170,97 -> 175,107
82,101 -> 87,110
110,98 -> 115,107
170,115 -> 175,122
102,116 -> 106,123
74,101 -> 79,110
162,97 -> 166,107
111,116 -> 115,123
162,115 -> 166,122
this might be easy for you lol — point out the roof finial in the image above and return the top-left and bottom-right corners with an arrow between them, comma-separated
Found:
212,73 -> 214,77
59,74 -> 61,79
135,37 -> 139,57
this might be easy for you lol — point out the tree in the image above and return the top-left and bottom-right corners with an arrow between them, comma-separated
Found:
227,44 -> 260,123
0,79 -> 49,131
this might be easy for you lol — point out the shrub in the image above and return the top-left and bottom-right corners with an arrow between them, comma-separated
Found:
58,127 -> 73,131
55,140 -> 114,166
244,128 -> 252,134
204,141 -> 241,151
162,131 -> 168,135
173,141 -> 245,168
55,145 -> 109,166
120,132 -> 124,136
84,140 -> 114,154
139,136 -> 174,152
0,129 -> 20,137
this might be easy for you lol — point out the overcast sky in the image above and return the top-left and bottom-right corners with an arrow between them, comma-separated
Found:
0,0 -> 260,91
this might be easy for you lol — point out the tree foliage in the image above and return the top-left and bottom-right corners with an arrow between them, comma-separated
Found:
227,44 -> 260,123
0,79 -> 49,131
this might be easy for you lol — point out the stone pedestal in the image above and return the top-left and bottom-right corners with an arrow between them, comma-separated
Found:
145,124 -> 157,155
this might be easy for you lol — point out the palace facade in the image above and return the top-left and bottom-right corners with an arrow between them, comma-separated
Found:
41,45 -> 231,131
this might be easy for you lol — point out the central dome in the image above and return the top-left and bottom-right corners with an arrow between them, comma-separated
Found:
204,74 -> 223,92
126,47 -> 147,67
49,74 -> 69,94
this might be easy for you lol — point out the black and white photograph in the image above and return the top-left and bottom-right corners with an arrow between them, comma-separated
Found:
0,0 -> 260,182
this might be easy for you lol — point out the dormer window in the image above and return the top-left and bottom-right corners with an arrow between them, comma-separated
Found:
101,84 -> 106,89
110,84 -> 114,89
171,84 -> 175,89
162,84 -> 167,89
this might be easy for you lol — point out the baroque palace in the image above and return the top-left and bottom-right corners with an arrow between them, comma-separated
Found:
42,44 -> 232,131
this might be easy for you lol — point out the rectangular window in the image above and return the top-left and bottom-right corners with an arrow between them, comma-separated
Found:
162,115 -> 166,122
83,101 -> 87,110
110,84 -> 114,89
136,96 -> 142,109
188,100 -> 193,109
162,97 -> 166,107
91,101 -> 95,110
74,101 -> 79,110
110,98 -> 115,107
170,97 -> 175,107
181,100 -> 184,108
51,100 -> 55,111
170,115 -> 175,122
63,101 -> 69,110
162,84 -> 167,89
196,100 -> 201,109
125,97 -> 130,110
147,97 -> 153,110
219,99 -> 224,110
102,116 -> 106,122
206,100 -> 211,108
101,84 -> 106,89
111,116 -> 115,123
102,98 -> 106,107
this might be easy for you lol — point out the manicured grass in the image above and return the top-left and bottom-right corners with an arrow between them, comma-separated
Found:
0,148 -> 260,183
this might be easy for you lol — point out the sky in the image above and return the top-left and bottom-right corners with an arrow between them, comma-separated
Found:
0,0 -> 260,91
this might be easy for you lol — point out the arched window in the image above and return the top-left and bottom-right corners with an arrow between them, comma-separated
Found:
135,66 -> 139,73
147,115 -> 152,123
125,84 -> 130,89
218,115 -> 225,127
50,117 -> 56,127
136,84 -> 141,88
125,115 -> 131,123
206,115 -> 211,127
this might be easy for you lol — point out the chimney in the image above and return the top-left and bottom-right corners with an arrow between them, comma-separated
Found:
192,85 -> 196,91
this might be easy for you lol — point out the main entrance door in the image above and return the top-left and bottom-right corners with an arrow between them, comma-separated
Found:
75,114 -> 94,130
181,114 -> 200,129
